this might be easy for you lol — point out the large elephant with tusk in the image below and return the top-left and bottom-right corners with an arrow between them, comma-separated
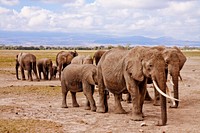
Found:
145,46 -> 187,108
96,46 -> 179,126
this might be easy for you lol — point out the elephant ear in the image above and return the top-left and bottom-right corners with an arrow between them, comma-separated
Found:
125,56 -> 144,82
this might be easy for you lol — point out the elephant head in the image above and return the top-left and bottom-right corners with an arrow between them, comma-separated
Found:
162,47 -> 186,108
125,47 -> 173,125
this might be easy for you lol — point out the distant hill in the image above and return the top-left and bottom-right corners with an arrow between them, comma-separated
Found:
0,31 -> 199,47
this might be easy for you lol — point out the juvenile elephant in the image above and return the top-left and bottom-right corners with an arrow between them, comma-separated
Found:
71,55 -> 93,64
97,47 -> 179,126
145,46 -> 187,108
37,58 -> 53,80
16,53 -> 39,81
93,50 -> 106,65
56,51 -> 78,80
61,64 -> 98,111
52,65 -> 57,79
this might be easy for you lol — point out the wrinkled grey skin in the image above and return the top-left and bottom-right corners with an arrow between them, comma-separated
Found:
16,53 -> 39,81
56,51 -> 78,80
71,55 -> 94,107
71,55 -> 93,64
97,47 -> 167,126
93,50 -> 106,65
37,58 -> 53,80
61,64 -> 98,112
145,46 -> 187,108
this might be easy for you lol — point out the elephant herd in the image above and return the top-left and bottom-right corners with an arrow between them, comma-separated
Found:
15,46 -> 187,126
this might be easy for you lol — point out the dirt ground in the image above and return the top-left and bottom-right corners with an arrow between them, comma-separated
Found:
0,56 -> 200,133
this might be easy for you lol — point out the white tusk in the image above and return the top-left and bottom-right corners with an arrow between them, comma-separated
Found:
166,85 -> 176,106
169,75 -> 174,86
179,75 -> 183,81
153,80 -> 180,102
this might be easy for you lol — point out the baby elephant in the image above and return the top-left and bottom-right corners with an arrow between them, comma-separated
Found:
61,64 -> 98,111
37,58 -> 53,80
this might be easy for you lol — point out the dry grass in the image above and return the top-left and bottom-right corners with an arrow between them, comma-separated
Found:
0,119 -> 63,133
0,50 -> 96,69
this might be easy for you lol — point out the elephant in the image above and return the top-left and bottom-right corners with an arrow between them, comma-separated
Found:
93,50 -> 106,65
56,51 -> 78,80
71,55 -> 93,64
37,58 -> 53,80
145,46 -> 187,108
61,64 -> 98,112
16,53 -> 39,81
52,65 -> 57,79
96,46 -> 179,126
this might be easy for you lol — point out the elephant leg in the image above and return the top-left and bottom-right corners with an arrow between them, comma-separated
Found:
128,83 -> 147,121
83,84 -> 96,112
33,64 -> 39,81
145,89 -> 153,101
28,69 -> 33,81
70,92 -> 79,107
21,67 -> 25,80
38,70 -> 42,80
43,67 -> 47,80
84,85 -> 95,110
61,80 -> 68,108
96,75 -> 108,113
58,64 -> 62,80
126,93 -> 132,103
153,87 -> 160,106
114,93 -> 126,114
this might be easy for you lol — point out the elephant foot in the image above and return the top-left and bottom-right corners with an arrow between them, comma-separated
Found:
131,113 -> 144,121
155,120 -> 167,126
85,106 -> 91,110
22,78 -> 26,81
96,106 -> 106,113
91,106 -> 96,112
61,104 -> 68,108
114,107 -> 126,114
72,103 -> 80,107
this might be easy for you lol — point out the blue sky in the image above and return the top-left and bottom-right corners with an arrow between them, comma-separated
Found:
0,0 -> 200,41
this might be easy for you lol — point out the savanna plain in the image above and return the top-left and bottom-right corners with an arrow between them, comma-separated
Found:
0,49 -> 200,133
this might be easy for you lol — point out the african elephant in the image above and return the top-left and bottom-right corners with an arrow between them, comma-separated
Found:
52,65 -> 57,79
37,58 -> 53,80
71,55 -> 93,64
93,50 -> 106,65
96,46 -> 179,126
16,53 -> 39,81
56,51 -> 78,80
61,64 -> 98,112
145,46 -> 187,108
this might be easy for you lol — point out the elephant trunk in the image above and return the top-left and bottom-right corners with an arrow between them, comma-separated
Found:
171,70 -> 179,108
153,72 -> 167,126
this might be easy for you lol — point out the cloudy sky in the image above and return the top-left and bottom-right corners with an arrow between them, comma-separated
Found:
0,0 -> 200,41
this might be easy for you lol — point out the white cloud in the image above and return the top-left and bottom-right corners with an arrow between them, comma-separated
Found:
0,6 -> 10,14
0,0 -> 19,6
0,0 -> 199,41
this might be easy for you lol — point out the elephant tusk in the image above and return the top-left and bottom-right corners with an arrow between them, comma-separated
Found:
179,74 -> 183,81
169,75 -> 174,86
153,80 -> 180,102
166,85 -> 176,106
